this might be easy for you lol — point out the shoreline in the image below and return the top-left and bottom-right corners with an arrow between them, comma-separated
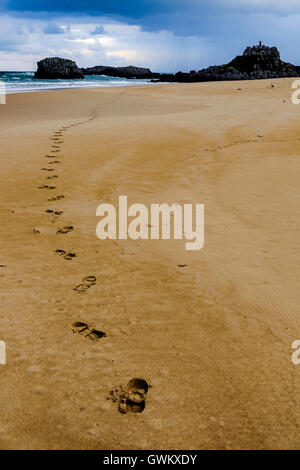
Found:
4,81 -> 160,95
2,74 -> 299,96
0,72 -> 164,95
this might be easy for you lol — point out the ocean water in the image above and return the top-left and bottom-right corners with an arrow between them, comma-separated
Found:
0,71 -> 155,94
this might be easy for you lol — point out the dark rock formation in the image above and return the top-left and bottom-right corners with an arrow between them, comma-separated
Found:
157,44 -> 300,83
34,57 -> 84,79
34,44 -> 300,83
81,65 -> 160,79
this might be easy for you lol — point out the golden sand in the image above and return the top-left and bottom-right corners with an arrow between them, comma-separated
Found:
0,79 -> 299,449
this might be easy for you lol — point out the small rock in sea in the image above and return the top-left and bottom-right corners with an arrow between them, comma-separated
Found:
34,57 -> 84,79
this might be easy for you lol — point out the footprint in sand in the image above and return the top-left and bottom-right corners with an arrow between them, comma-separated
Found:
46,175 -> 58,179
72,321 -> 106,341
82,275 -> 96,285
46,209 -> 63,215
48,195 -> 64,201
57,225 -> 74,234
73,275 -> 96,292
55,249 -> 76,260
38,185 -> 56,190
73,284 -> 90,292
109,378 -> 149,414
64,252 -> 76,260
41,168 -> 54,171
48,161 -> 60,164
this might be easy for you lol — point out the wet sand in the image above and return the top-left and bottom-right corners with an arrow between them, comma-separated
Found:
0,79 -> 299,449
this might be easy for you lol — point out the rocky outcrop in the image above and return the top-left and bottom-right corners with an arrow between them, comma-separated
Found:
243,44 -> 280,59
34,44 -> 300,83
157,44 -> 300,83
34,57 -> 84,79
81,65 -> 160,79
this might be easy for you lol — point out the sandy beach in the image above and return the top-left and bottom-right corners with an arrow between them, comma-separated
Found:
0,79 -> 299,450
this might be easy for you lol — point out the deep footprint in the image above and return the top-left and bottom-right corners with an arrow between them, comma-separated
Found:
109,378 -> 149,414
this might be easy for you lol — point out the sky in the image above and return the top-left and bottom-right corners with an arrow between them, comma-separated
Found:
0,0 -> 300,71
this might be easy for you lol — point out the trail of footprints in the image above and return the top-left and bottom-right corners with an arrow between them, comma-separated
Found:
37,115 -> 99,295
38,113 -> 98,248
36,112 -> 149,414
